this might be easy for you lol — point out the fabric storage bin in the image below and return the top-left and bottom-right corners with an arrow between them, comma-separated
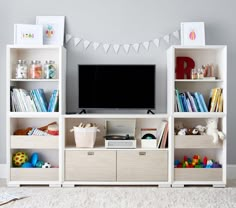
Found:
72,126 -> 99,148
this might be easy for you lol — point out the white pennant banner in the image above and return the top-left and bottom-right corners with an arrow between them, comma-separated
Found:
93,42 -> 100,50
123,44 -> 130,53
103,43 -> 110,53
153,38 -> 160,48
83,40 -> 91,49
163,34 -> 170,43
143,41 -> 150,50
113,44 -> 120,54
173,30 -> 180,39
66,34 -> 72,43
132,43 -> 140,52
74,37 -> 81,47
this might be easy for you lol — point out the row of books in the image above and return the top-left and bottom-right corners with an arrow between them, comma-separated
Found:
156,121 -> 168,148
175,89 -> 208,112
11,87 -> 59,112
208,88 -> 223,112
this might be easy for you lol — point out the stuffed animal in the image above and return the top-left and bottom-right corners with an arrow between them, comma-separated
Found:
175,121 -> 184,135
195,125 -> 206,135
206,118 -> 225,144
177,128 -> 187,135
186,128 -> 200,135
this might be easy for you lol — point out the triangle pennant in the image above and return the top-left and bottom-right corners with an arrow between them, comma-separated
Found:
65,34 -> 72,43
163,34 -> 170,43
143,41 -> 150,50
83,40 -> 91,49
123,44 -> 130,53
173,30 -> 180,39
93,42 -> 100,50
132,43 -> 140,52
74,37 -> 81,47
103,43 -> 110,53
153,38 -> 160,48
113,44 -> 120,54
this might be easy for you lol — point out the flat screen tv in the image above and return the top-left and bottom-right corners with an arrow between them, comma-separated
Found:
78,65 -> 155,109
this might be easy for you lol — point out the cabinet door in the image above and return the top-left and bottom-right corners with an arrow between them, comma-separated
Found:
117,150 -> 168,181
65,150 -> 116,181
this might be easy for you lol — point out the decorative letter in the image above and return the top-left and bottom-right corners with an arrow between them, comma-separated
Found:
176,57 -> 195,79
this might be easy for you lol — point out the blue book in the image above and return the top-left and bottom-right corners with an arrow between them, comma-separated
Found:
51,90 -> 59,112
30,90 -> 42,112
38,89 -> 48,111
175,89 -> 184,112
35,89 -> 47,112
180,93 -> 188,112
192,95 -> 200,112
194,92 -> 204,112
48,90 -> 57,112
199,93 -> 208,112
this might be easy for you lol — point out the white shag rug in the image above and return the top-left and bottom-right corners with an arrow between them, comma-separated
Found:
1,185 -> 236,208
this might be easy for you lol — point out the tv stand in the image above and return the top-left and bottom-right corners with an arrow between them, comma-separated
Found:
147,109 -> 155,114
79,109 -> 87,114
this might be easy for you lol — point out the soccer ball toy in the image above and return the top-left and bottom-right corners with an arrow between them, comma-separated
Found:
42,162 -> 51,168
12,151 -> 28,167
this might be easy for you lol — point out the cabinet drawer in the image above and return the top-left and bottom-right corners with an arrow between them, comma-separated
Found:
117,150 -> 168,181
65,150 -> 116,181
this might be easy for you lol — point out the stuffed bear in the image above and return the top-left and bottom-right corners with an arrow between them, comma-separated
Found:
206,118 -> 225,144
195,125 -> 206,135
187,128 -> 200,135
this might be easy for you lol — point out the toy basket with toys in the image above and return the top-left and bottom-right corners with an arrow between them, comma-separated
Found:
70,123 -> 100,148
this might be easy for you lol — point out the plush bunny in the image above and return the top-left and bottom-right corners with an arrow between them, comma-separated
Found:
206,118 -> 225,144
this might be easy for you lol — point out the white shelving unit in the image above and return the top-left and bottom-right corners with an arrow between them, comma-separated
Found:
62,114 -> 171,187
167,45 -> 227,187
6,45 -> 66,187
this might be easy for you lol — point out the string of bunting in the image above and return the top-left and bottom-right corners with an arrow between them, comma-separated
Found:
65,29 -> 180,54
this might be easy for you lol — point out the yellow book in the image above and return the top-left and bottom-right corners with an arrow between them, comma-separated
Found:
210,88 -> 217,112
216,89 -> 222,112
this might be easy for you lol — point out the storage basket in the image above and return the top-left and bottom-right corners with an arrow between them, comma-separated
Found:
72,126 -> 99,148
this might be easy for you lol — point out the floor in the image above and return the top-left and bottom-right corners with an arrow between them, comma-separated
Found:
0,179 -> 236,208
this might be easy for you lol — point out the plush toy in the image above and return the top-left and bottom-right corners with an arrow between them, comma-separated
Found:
174,121 -> 184,135
206,118 -> 225,144
42,162 -> 51,168
195,125 -> 206,135
12,151 -> 28,167
177,128 -> 187,135
186,128 -> 200,135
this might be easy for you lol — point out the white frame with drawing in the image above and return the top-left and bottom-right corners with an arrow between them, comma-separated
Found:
181,22 -> 205,46
14,24 -> 43,45
36,16 -> 65,45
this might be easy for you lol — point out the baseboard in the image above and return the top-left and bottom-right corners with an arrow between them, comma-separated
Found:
0,164 -> 236,180
0,164 -> 7,179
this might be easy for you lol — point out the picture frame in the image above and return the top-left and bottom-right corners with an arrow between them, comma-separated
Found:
14,24 -> 43,45
181,22 -> 205,46
36,16 -> 65,45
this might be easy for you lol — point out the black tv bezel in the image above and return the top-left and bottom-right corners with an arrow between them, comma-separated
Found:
78,64 -> 156,110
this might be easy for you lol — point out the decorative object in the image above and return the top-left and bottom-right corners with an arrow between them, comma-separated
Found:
36,16 -> 65,45
141,128 -> 157,148
65,28 -> 181,54
29,60 -> 43,79
206,118 -> 225,144
176,57 -> 195,79
181,22 -> 205,46
14,24 -> 43,45
44,60 -> 56,79
15,60 -> 28,79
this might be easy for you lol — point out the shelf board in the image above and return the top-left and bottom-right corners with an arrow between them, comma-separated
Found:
9,112 -> 60,118
11,135 -> 59,149
63,113 -> 169,119
173,112 -> 226,118
7,45 -> 63,49
175,79 -> 223,82
10,79 -> 59,82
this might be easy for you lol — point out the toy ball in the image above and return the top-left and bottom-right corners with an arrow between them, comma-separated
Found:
30,152 -> 39,167
12,151 -> 28,167
42,162 -> 51,168
21,162 -> 33,168
35,160 -> 44,168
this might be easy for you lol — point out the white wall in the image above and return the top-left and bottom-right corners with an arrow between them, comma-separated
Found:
0,0 -> 235,164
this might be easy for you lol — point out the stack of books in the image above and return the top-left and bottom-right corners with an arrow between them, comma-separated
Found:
11,87 -> 59,112
156,121 -> 168,149
175,89 -> 208,112
208,88 -> 223,112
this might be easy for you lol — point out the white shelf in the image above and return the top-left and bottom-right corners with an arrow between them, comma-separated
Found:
175,79 -> 223,82
7,45 -> 63,49
173,112 -> 226,118
11,79 -> 59,82
9,112 -> 60,118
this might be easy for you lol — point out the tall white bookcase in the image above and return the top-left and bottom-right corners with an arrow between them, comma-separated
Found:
167,45 -> 227,187
6,45 -> 66,187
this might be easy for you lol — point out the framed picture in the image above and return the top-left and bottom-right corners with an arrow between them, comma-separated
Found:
14,24 -> 43,45
36,16 -> 65,45
181,22 -> 205,46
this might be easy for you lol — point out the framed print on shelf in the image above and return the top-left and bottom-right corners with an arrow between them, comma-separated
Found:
181,22 -> 205,46
14,24 -> 43,45
36,16 -> 65,45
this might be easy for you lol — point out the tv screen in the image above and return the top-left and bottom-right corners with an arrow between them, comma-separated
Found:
78,65 -> 155,109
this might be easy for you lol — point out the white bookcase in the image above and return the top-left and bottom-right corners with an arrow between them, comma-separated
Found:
6,45 -> 66,187
167,45 -> 227,187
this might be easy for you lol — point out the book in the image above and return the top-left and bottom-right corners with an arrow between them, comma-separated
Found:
30,90 -> 42,112
210,88 -> 222,112
186,91 -> 197,112
186,98 -> 193,112
194,92 -> 204,112
175,89 -> 184,112
48,90 -> 57,112
35,89 -> 47,112
160,122 -> 168,149
199,93 -> 208,112
50,90 -> 59,112
157,121 -> 167,148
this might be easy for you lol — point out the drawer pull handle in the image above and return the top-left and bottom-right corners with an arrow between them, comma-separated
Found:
139,152 -> 146,156
87,152 -> 94,156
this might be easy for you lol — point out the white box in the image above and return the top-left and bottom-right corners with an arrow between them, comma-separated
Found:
141,139 -> 157,148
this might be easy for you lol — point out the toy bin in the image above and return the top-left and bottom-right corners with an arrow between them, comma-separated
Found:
72,126 -> 98,148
